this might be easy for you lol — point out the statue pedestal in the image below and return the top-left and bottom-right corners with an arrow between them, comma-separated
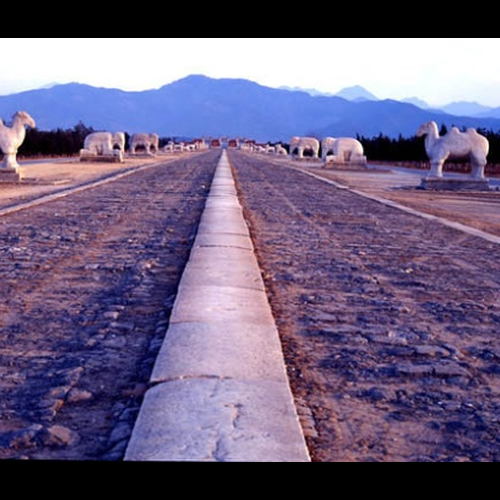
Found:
420,177 -> 490,192
0,168 -> 21,183
79,150 -> 124,163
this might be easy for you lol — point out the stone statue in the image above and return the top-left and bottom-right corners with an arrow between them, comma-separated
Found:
80,132 -> 125,162
130,133 -> 159,155
322,137 -> 367,164
82,132 -> 125,155
289,136 -> 320,159
416,121 -> 489,180
0,111 -> 36,170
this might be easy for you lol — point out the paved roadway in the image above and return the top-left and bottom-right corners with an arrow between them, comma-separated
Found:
0,152 -> 218,460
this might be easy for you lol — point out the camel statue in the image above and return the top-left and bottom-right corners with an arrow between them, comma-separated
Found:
416,121 -> 489,180
0,111 -> 36,169
322,137 -> 366,164
130,133 -> 159,155
290,136 -> 320,159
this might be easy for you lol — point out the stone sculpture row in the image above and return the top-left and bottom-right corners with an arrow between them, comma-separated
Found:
289,136 -> 367,165
80,132 -> 161,162
0,110 -> 492,190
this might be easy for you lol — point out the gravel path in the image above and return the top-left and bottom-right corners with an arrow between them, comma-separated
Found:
0,151 -> 218,460
230,150 -> 500,462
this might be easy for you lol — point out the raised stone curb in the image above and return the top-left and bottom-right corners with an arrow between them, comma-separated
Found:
125,151 -> 310,462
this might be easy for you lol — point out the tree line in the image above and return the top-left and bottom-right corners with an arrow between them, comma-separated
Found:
358,125 -> 500,167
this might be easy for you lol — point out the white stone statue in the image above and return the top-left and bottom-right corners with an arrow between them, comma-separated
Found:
275,143 -> 288,155
322,137 -> 366,164
0,111 -> 36,169
416,121 -> 489,179
290,136 -> 320,159
81,132 -> 125,158
130,133 -> 159,155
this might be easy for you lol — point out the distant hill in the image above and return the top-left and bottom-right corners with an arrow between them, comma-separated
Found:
2,75 -> 500,141
335,85 -> 379,102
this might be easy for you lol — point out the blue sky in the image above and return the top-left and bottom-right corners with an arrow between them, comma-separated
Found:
2,38 -> 500,107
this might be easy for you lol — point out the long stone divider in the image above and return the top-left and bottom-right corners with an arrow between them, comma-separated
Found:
125,151 -> 310,462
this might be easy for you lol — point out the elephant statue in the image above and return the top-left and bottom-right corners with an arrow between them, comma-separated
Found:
130,133 -> 159,155
81,131 -> 125,161
289,136 -> 320,159
322,137 -> 367,164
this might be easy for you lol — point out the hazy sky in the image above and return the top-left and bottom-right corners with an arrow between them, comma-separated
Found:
3,38 -> 500,107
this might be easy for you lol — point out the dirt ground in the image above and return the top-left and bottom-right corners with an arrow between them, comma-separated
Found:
3,149 -> 500,462
309,167 -> 500,238
0,151 -> 218,460
229,150 -> 500,462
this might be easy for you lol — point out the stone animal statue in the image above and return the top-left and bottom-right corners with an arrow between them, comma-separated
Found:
0,111 -> 36,169
416,121 -> 489,179
82,132 -> 125,156
275,143 -> 288,155
322,137 -> 366,163
130,133 -> 159,155
290,136 -> 320,159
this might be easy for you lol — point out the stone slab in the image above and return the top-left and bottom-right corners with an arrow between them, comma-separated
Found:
420,177 -> 490,191
197,210 -> 250,237
0,169 -> 21,183
193,232 -> 254,251
170,285 -> 275,325
151,322 -> 287,383
125,378 -> 309,462
180,248 -> 264,290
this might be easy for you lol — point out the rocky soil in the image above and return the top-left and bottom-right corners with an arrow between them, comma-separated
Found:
230,150 -> 500,462
0,151 -> 218,460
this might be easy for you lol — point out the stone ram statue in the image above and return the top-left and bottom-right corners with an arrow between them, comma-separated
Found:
130,133 -> 159,155
416,121 -> 489,179
322,137 -> 367,164
0,111 -> 36,169
290,136 -> 320,159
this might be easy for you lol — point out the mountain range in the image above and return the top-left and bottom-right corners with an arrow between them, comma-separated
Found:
1,74 -> 500,141
291,84 -> 499,118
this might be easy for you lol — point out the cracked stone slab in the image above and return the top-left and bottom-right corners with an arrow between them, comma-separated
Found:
124,378 -> 310,462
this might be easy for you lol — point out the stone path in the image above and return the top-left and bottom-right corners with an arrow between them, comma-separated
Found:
125,151 -> 310,462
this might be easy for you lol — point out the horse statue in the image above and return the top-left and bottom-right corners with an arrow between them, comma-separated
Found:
289,136 -> 320,159
0,111 -> 36,169
416,121 -> 489,180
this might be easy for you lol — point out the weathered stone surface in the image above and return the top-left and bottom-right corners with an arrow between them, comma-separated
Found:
125,379 -> 309,462
0,168 -> 21,183
420,177 -> 490,191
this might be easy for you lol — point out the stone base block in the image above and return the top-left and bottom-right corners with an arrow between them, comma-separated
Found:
80,150 -> 124,163
420,177 -> 490,192
0,168 -> 21,183
324,161 -> 368,171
